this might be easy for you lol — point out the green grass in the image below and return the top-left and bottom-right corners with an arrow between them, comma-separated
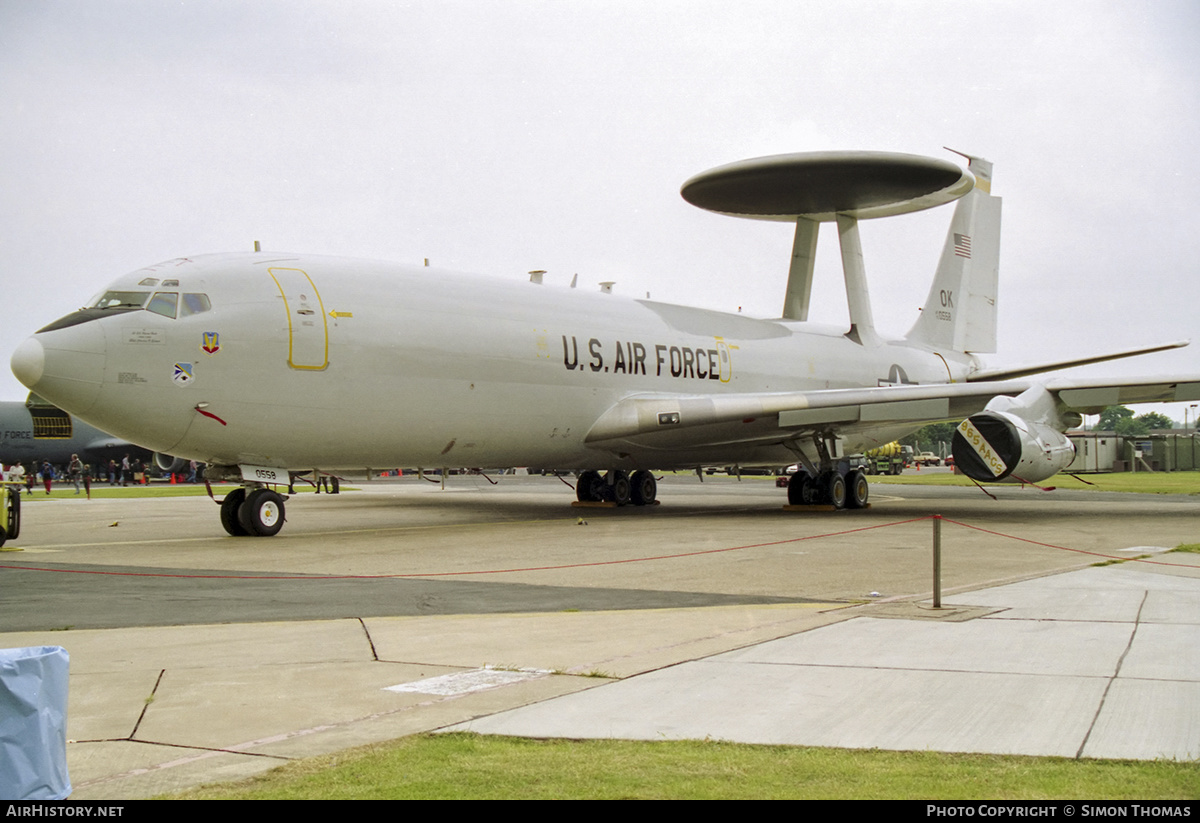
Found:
871,470 -> 1200,495
166,733 -> 1198,800
13,483 -> 222,499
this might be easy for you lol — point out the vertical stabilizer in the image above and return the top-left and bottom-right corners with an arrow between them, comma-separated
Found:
906,152 -> 1001,353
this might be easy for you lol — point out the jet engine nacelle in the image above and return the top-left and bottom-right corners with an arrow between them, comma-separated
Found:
951,385 -> 1078,484
154,453 -> 189,474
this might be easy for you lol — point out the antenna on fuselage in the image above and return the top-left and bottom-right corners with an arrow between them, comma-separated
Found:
254,240 -> 261,252
679,151 -> 976,346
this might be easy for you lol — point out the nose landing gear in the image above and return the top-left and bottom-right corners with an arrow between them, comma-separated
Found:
219,486 -> 287,536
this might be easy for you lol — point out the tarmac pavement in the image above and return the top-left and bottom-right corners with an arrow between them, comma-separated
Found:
0,476 -> 1197,799
453,563 -> 1200,761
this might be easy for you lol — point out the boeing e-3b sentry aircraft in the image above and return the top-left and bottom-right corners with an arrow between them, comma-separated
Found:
10,150 -> 1200,536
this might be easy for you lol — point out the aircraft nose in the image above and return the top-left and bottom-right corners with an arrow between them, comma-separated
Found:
10,336 -> 44,388
10,324 -> 107,414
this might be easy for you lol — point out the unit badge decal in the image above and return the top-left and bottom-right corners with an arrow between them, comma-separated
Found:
173,362 -> 195,386
201,331 -> 220,355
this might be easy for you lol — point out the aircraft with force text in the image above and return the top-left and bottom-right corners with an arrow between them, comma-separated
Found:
10,150 -> 1200,536
0,397 -> 156,472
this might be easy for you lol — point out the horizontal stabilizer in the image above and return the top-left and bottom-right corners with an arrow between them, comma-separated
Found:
967,340 -> 1189,382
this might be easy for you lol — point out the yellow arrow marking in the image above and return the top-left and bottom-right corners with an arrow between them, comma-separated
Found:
329,311 -> 354,318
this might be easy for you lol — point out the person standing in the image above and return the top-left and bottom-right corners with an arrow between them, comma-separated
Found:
68,453 -> 84,494
41,460 -> 55,494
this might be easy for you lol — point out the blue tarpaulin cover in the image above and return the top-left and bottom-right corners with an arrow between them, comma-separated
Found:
0,646 -> 71,800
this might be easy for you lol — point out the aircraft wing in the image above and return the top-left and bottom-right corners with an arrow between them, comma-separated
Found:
583,375 -> 1200,452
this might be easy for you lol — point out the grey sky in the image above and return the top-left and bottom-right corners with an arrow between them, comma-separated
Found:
3,1 -> 1198,419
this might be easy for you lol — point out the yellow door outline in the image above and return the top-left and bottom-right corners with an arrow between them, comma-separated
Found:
714,336 -> 734,383
268,267 -> 329,370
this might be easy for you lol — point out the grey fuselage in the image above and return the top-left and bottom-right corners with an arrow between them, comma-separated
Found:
12,253 -> 977,473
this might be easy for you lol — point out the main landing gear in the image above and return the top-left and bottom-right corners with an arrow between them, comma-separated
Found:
785,467 -> 869,510
575,469 -> 657,506
220,487 -> 287,536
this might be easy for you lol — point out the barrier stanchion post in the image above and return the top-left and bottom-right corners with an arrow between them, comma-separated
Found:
932,514 -> 942,609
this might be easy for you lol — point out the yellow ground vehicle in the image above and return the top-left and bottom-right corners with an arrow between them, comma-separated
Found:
0,484 -> 21,547
864,442 -> 906,475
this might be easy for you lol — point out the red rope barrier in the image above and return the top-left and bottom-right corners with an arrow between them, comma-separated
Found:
0,516 -> 934,581
939,516 -> 1199,569
2,512 -> 1194,580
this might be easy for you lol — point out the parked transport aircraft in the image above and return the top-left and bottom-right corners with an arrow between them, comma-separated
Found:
10,150 -> 1199,536
0,398 -> 153,471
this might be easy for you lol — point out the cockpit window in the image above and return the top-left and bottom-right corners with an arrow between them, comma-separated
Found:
180,293 -> 212,317
147,292 -> 178,318
91,291 -> 150,310
38,289 -> 211,333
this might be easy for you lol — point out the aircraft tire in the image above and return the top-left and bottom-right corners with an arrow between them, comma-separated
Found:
827,472 -> 847,509
630,470 -> 657,505
6,488 -> 20,540
787,472 -> 823,505
607,470 -> 632,506
786,472 -> 806,505
576,470 -> 604,503
847,469 -> 869,509
238,489 -> 286,537
806,475 -> 824,504
808,471 -> 831,505
220,488 -> 249,536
